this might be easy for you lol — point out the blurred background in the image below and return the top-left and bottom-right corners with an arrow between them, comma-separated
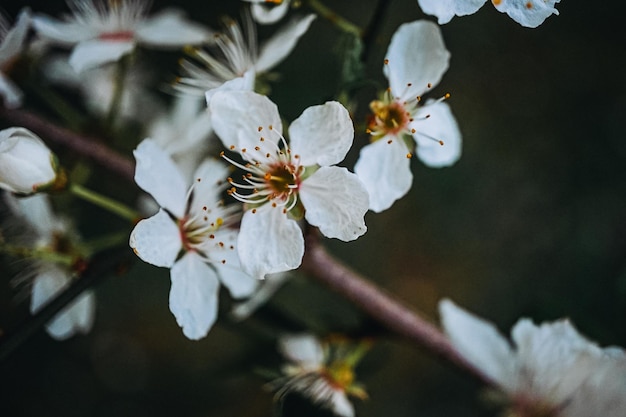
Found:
1,0 -> 625,416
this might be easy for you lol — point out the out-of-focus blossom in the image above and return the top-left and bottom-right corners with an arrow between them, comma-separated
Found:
271,334 -> 369,417
129,139 -> 257,340
418,0 -> 562,28
354,20 -> 461,212
32,0 -> 212,73
177,12 -> 315,97
0,127 -> 65,195
4,193 -> 95,340
439,299 -> 626,417
209,90 -> 368,279
243,0 -> 291,25
0,9 -> 30,108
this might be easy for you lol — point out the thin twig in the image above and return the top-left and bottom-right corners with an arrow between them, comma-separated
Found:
0,107 -> 135,182
301,232 -> 492,385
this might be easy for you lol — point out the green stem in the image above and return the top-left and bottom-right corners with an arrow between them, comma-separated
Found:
69,183 -> 139,222
306,0 -> 362,36
28,83 -> 86,131
83,231 -> 130,256
106,54 -> 130,128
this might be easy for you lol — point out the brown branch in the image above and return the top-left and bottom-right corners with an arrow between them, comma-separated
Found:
0,107 -> 135,182
301,232 -> 492,385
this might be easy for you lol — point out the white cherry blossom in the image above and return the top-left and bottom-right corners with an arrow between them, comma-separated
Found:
242,0 -> 291,25
32,0 -> 212,73
129,139 -> 257,340
209,90 -> 368,279
417,0 -> 562,28
177,12 -> 315,97
0,127 -> 64,195
271,334 -> 369,417
0,9 -> 30,108
4,193 -> 95,340
439,299 -> 626,417
354,20 -> 461,212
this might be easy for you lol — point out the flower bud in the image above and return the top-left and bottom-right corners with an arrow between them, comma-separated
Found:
0,127 -> 65,194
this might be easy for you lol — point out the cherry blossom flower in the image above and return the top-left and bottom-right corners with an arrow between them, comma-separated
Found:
177,12 -> 315,97
0,127 -> 66,195
242,0 -> 291,25
0,9 -> 30,108
129,139 -> 257,340
417,0 -> 562,28
4,193 -> 95,340
354,20 -> 461,213
439,299 -> 626,417
32,0 -> 212,73
270,334 -> 369,417
209,90 -> 368,279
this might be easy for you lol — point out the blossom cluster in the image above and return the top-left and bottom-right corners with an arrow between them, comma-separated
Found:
3,1 -> 623,417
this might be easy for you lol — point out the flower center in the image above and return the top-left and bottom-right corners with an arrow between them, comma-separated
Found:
368,99 -> 410,136
99,30 -> 135,41
179,210 -> 224,253
265,164 -> 299,196
325,361 -> 355,390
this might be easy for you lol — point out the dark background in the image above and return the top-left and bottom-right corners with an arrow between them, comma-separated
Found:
1,0 -> 625,416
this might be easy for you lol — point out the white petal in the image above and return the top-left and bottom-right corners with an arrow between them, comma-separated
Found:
237,206 -> 304,279
0,9 -> 31,64
412,101 -> 462,167
133,139 -> 188,218
187,158 -> 230,213
205,228 -> 259,299
279,333 -> 324,369
493,0 -> 561,28
330,390 -> 355,417
439,299 -> 516,388
31,14 -> 94,45
169,252 -> 220,340
69,39 -> 135,73
511,318 -> 601,401
384,20 -> 450,99
300,167 -> 368,241
255,14 -> 316,73
417,0 -> 487,24
209,90 -> 283,160
250,1 -> 291,25
4,193 -> 56,238
289,101 -> 354,166
231,272 -> 289,320
204,69 -> 256,103
136,9 -> 212,47
31,267 -> 95,340
354,139 -> 412,213
129,209 -> 182,268
0,73 -> 23,109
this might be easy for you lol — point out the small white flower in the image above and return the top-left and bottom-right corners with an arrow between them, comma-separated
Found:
439,299 -> 626,417
32,0 -> 212,73
354,20 -> 461,212
177,12 -> 315,97
0,127 -> 65,195
129,139 -> 257,340
242,0 -> 291,25
4,193 -> 95,340
418,0 -> 562,28
0,9 -> 30,108
272,334 -> 369,417
209,90 -> 368,279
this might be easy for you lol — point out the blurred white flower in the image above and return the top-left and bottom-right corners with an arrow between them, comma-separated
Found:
272,334 -> 369,417
0,9 -> 30,108
129,139 -> 257,340
209,90 -> 368,279
439,299 -> 626,417
354,20 -> 461,213
418,0 -> 562,28
0,127 -> 65,195
32,0 -> 212,73
242,0 -> 291,25
177,12 -> 315,97
4,193 -> 95,340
